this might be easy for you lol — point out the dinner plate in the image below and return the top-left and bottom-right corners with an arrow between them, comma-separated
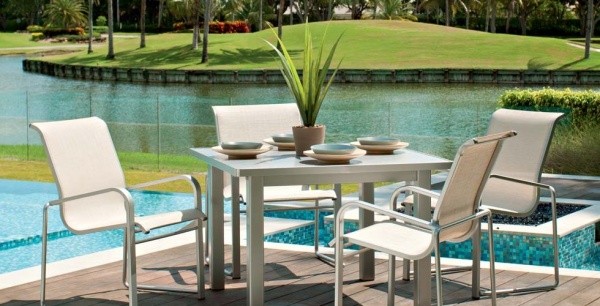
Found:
263,138 -> 295,151
212,145 -> 272,159
350,141 -> 409,155
357,136 -> 401,146
304,149 -> 366,164
220,141 -> 263,150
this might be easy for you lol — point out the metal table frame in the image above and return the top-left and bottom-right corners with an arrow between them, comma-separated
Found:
190,148 -> 452,305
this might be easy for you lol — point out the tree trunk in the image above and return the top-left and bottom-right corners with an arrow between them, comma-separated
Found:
140,0 -> 146,48
585,0 -> 593,59
278,0 -> 284,40
192,0 -> 200,50
158,0 -> 164,28
490,0 -> 496,33
107,0 -> 115,59
485,0 -> 490,31
505,0 -> 513,33
88,0 -> 94,54
519,14 -> 526,35
202,0 -> 211,63
373,0 -> 377,19
259,0 -> 263,30
445,0 -> 450,26
116,0 -> 120,29
290,0 -> 294,24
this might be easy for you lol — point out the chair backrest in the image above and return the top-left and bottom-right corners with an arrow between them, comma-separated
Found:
433,131 -> 516,243
481,109 -> 564,216
30,117 -> 127,234
212,103 -> 302,143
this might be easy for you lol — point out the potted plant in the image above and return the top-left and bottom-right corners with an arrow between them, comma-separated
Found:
265,22 -> 343,156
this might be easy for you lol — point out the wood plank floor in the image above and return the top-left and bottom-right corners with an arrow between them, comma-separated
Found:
1,244 -> 599,306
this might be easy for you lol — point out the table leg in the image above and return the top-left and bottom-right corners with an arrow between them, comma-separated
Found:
246,176 -> 265,305
230,176 -> 241,279
209,167 -> 225,290
414,170 -> 432,305
358,182 -> 375,281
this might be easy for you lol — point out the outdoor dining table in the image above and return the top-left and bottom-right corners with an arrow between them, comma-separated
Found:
190,147 -> 452,305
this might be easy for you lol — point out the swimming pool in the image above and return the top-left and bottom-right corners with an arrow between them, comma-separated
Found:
0,179 -> 209,274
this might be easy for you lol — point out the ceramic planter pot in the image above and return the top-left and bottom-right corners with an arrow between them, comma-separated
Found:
292,125 -> 326,156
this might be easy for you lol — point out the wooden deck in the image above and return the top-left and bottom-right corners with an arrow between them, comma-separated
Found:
1,243 -> 599,306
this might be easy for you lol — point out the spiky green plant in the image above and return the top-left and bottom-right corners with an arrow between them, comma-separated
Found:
265,22 -> 343,127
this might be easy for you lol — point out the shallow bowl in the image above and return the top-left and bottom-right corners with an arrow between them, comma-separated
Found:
357,136 -> 400,146
271,133 -> 294,143
220,141 -> 263,150
311,143 -> 356,155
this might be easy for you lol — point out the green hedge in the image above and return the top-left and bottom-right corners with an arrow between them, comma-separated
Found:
498,88 -> 600,125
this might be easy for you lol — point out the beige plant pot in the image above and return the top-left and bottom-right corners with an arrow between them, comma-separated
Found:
292,125 -> 326,157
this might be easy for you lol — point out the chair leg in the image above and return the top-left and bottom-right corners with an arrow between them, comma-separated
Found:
40,204 -> 50,306
434,237 -> 443,306
334,216 -> 344,306
125,224 -> 138,305
402,258 -> 411,280
195,222 -> 206,299
471,225 -> 481,299
487,216 -> 497,306
388,255 -> 395,306
229,178 -> 241,279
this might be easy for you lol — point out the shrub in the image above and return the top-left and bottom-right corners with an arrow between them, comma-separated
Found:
96,16 -> 107,26
30,32 -> 45,41
173,22 -> 186,31
208,21 -> 250,33
42,27 -> 85,38
93,26 -> 108,34
26,25 -> 44,33
498,88 -> 600,126
545,122 -> 600,175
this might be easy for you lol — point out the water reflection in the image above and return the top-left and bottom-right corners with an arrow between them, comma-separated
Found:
0,56 -> 552,159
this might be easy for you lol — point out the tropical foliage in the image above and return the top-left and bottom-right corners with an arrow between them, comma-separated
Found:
44,0 -> 87,28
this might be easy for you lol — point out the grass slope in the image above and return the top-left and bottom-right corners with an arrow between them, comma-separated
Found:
38,20 -> 600,70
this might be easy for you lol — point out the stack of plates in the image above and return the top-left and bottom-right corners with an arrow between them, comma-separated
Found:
212,141 -> 271,159
351,137 -> 409,154
304,144 -> 366,164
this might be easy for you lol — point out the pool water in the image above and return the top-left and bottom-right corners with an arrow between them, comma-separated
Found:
0,179 -> 211,274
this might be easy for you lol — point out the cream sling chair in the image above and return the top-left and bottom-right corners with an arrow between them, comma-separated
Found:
335,131 -> 517,306
402,108 -> 564,298
212,103 -> 338,278
31,117 -> 205,306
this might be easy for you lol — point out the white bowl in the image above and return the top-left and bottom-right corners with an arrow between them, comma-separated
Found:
311,143 -> 356,155
220,141 -> 263,150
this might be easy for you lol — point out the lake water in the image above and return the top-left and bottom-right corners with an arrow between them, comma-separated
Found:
0,56 -> 554,159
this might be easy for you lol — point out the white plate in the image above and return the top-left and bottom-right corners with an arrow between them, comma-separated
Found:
212,145 -> 272,159
303,149 -> 366,164
271,133 -> 294,143
350,141 -> 409,155
263,138 -> 295,151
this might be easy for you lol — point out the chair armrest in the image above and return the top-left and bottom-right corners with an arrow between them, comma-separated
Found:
336,200 -> 433,230
438,208 -> 491,231
390,185 -> 440,210
49,187 -> 133,207
128,175 -> 202,210
489,174 -> 556,194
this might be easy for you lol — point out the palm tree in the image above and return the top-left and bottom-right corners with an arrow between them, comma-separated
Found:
202,0 -> 211,63
192,0 -> 201,50
45,0 -> 87,28
107,0 -> 115,59
377,0 -> 413,19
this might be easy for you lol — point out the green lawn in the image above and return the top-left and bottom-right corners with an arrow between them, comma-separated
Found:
0,32 -> 86,55
29,20 -> 600,70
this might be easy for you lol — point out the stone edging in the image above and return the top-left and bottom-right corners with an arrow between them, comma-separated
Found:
22,59 -> 600,85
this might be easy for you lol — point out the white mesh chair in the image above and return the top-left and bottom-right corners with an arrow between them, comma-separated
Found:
212,103 -> 338,277
335,131 -> 516,306
31,117 -> 205,306
402,108 -> 564,297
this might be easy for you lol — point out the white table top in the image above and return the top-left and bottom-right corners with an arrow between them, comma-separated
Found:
190,148 -> 452,178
